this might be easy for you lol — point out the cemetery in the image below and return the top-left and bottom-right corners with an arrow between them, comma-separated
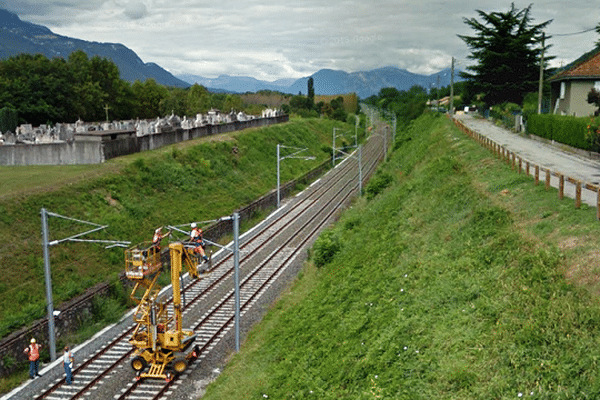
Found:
0,108 -> 285,166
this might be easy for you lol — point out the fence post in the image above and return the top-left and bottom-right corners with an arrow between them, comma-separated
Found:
597,188 -> 600,220
535,165 -> 539,185
558,174 -> 564,200
525,161 -> 530,176
511,153 -> 515,170
545,169 -> 551,190
518,158 -> 522,174
576,181 -> 581,209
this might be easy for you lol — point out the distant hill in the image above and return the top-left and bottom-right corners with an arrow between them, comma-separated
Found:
178,66 -> 461,98
177,73 -> 296,93
0,9 -> 189,88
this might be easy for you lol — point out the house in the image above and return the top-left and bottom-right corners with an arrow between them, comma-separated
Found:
548,48 -> 600,116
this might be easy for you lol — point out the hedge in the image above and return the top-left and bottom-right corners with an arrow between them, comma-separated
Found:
527,114 -> 591,150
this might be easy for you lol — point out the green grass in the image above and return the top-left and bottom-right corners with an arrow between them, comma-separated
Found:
0,117 -> 349,341
201,112 -> 600,399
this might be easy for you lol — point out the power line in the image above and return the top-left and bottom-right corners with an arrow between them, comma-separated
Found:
550,27 -> 596,37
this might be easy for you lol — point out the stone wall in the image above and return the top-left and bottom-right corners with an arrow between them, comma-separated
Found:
0,115 -> 289,166
0,278 -> 126,376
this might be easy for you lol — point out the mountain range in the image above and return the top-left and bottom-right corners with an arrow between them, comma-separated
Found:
0,9 -> 189,88
178,67 -> 459,98
0,8 -> 461,98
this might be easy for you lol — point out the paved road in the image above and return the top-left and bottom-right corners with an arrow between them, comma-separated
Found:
455,113 -> 600,208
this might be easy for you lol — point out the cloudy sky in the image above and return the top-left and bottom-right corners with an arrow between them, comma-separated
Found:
1,0 -> 598,81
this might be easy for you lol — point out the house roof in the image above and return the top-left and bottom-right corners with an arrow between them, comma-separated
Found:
549,48 -> 600,82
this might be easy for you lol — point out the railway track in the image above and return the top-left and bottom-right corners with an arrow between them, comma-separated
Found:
18,127 -> 389,400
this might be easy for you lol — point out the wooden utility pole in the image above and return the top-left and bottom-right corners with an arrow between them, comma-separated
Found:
537,32 -> 545,114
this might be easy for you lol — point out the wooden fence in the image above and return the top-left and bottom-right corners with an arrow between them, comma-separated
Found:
452,117 -> 600,220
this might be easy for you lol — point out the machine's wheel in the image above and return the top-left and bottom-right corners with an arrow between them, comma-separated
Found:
131,356 -> 147,372
172,358 -> 188,374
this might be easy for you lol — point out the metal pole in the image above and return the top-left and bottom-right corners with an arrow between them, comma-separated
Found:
450,57 -> 455,117
354,119 -> 358,147
358,145 -> 363,195
41,208 -> 57,362
332,128 -> 336,167
383,129 -> 388,162
393,115 -> 396,144
537,32 -> 545,114
277,144 -> 281,208
233,212 -> 240,352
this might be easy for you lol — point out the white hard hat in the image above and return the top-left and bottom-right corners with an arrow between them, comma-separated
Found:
155,227 -> 162,233
31,338 -> 36,343
191,222 -> 197,228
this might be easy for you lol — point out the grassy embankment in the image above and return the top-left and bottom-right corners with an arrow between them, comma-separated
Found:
0,118 -> 354,350
201,112 -> 600,399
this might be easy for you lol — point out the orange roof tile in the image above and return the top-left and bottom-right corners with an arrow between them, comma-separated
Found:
550,49 -> 600,81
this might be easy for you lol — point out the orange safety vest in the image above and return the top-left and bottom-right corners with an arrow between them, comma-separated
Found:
191,228 -> 203,243
153,232 -> 161,244
26,344 -> 40,361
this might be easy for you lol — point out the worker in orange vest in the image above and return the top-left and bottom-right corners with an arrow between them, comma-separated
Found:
152,227 -> 171,251
23,338 -> 42,379
190,222 -> 209,263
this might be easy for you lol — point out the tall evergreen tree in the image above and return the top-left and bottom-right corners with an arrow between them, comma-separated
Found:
458,3 -> 552,106
307,77 -> 315,107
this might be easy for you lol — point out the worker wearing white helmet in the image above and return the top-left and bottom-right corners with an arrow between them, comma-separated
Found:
23,338 -> 42,379
152,226 -> 170,251
190,222 -> 209,263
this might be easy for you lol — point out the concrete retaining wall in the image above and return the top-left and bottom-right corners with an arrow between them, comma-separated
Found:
0,141 -> 104,166
0,115 -> 289,166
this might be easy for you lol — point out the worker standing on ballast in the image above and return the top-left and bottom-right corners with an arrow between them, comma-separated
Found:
23,338 -> 42,379
190,222 -> 209,263
63,346 -> 74,385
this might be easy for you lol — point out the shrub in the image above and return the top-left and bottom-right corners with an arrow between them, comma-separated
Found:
585,117 -> 600,152
365,171 -> 393,200
312,229 -> 341,268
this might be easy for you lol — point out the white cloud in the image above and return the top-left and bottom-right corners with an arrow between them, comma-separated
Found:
3,0 -> 598,80
120,1 -> 148,20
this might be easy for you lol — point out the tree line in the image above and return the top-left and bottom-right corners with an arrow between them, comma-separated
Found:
0,51 -> 262,130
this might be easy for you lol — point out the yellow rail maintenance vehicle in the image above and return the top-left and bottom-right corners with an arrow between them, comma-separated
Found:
124,241 -> 209,381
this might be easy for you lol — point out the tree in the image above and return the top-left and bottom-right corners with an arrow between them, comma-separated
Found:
458,3 -> 552,106
185,84 -> 210,115
131,79 -> 169,119
0,106 -> 18,133
307,77 -> 315,108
